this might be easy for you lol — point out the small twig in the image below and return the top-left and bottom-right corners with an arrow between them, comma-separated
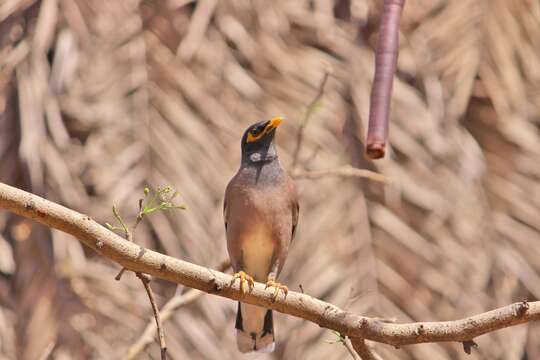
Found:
136,272 -> 167,360
115,205 -> 167,360
114,187 -> 184,280
113,205 -> 132,241
343,337 -> 361,360
291,70 -> 331,170
365,0 -> 405,159
122,216 -> 168,360
126,260 -> 231,359
115,211 -> 144,280
462,339 -> 478,355
350,338 -> 383,360
115,267 -> 127,280
291,166 -> 389,183
110,187 -> 184,359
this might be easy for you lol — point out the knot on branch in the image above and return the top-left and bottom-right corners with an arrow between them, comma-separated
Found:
513,301 -> 529,317
25,199 -> 35,211
361,318 -> 369,328
462,340 -> 478,355
136,272 -> 152,284
207,278 -> 222,294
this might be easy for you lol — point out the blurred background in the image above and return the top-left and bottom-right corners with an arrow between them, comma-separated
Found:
1,0 -> 540,359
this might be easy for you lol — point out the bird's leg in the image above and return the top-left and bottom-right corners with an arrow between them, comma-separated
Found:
265,262 -> 288,301
230,271 -> 255,293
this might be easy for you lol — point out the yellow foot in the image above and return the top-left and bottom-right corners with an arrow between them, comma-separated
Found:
230,271 -> 255,293
265,280 -> 288,301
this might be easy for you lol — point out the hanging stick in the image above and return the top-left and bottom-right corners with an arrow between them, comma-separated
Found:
365,0 -> 405,159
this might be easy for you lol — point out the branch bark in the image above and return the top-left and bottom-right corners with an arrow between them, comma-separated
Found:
1,182 -> 538,353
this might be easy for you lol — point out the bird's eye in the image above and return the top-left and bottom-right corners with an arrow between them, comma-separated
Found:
246,125 -> 267,143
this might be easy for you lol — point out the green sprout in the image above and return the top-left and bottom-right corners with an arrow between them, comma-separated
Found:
325,331 -> 346,345
106,185 -> 186,239
141,186 -> 187,216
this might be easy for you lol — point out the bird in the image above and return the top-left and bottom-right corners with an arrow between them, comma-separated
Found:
224,116 -> 299,353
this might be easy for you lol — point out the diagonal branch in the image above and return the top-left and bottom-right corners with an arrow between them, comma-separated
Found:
110,203 -> 167,359
137,272 -> 167,360
1,182 -> 539,355
126,260 -> 231,359
343,337 -> 361,360
291,70 -> 330,170
350,338 -> 383,360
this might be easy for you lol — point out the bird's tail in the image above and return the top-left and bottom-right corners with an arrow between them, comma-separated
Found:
235,302 -> 275,353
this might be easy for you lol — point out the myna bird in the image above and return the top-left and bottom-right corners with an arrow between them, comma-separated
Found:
224,116 -> 299,353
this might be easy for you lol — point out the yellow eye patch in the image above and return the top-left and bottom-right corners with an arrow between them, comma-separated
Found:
247,129 -> 264,142
246,117 -> 283,143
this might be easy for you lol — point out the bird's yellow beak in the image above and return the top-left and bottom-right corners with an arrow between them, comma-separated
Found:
267,116 -> 283,130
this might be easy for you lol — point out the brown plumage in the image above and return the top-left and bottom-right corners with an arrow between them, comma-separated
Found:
224,117 -> 299,353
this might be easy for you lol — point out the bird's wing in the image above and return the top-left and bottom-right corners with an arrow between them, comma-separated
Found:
223,186 -> 229,231
291,200 -> 299,240
290,183 -> 299,241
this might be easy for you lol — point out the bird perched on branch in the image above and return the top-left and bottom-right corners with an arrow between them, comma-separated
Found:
224,117 -> 299,353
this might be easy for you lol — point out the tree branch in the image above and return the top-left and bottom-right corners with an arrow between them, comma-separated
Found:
108,188 -> 176,359
350,338 -> 383,360
126,260 -> 230,359
343,337 -> 361,360
1,182 -> 539,354
136,272 -> 167,360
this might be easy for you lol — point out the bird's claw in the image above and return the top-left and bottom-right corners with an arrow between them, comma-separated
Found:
265,280 -> 288,301
230,271 -> 255,293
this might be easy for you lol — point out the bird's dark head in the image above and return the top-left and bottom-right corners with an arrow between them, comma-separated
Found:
240,116 -> 283,165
